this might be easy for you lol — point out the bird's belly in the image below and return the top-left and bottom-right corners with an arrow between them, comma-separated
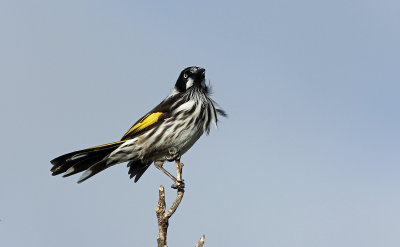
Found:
173,127 -> 203,155
139,121 -> 204,162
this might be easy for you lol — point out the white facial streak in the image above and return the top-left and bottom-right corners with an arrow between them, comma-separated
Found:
186,78 -> 194,89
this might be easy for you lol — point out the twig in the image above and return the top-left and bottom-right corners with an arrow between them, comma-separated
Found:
195,235 -> 205,247
155,160 -> 205,246
155,161 -> 185,247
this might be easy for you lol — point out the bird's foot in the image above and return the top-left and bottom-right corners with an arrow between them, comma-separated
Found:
171,179 -> 185,190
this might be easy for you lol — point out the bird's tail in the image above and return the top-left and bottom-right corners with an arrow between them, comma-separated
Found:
50,141 -> 126,183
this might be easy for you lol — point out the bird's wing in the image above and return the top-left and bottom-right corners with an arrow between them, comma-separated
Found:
121,112 -> 164,140
120,111 -> 167,140
120,95 -> 181,140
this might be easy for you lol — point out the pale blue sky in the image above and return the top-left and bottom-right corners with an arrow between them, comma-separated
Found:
1,1 -> 399,246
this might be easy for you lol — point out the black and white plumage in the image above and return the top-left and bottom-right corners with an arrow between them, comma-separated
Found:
50,66 -> 226,183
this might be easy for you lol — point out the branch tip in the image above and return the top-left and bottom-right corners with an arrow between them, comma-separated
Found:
195,234 -> 205,247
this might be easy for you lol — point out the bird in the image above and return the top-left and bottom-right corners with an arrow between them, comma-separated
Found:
50,66 -> 226,186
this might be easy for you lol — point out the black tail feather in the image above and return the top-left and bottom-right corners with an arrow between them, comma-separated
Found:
50,142 -> 123,182
62,155 -> 105,177
127,160 -> 152,182
77,160 -> 109,184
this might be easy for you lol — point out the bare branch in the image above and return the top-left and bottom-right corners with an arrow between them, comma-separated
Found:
156,186 -> 168,247
195,235 -> 205,247
155,160 -> 185,247
164,188 -> 184,219
155,160 -> 205,246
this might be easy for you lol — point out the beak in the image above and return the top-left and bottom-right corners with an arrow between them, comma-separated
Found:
197,68 -> 206,80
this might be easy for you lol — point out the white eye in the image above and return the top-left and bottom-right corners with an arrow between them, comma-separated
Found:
183,73 -> 188,79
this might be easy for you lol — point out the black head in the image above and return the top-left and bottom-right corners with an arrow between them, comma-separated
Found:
175,66 -> 206,92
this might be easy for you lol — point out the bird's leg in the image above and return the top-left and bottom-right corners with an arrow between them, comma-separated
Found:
159,147 -> 184,189
154,161 -> 178,183
166,146 -> 185,189
171,159 -> 185,190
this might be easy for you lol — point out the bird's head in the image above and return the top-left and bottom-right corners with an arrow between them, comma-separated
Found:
175,66 -> 207,92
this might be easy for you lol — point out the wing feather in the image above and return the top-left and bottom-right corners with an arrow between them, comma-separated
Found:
120,94 -> 181,140
121,112 -> 164,140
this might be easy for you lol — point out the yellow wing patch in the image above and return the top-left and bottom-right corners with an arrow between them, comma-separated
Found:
87,140 -> 126,149
123,112 -> 163,138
